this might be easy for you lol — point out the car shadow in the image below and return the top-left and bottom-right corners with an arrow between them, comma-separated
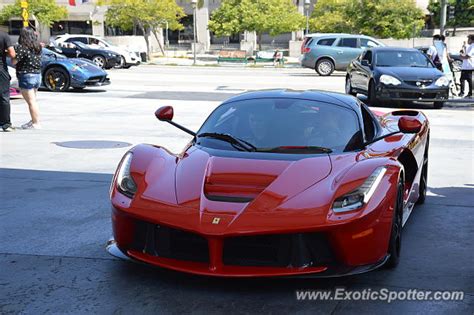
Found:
39,88 -> 108,94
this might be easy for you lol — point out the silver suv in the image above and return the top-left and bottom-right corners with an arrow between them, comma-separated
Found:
301,33 -> 385,76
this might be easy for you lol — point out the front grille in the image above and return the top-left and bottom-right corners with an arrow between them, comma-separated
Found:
398,92 -> 437,99
131,220 -> 209,263
86,76 -> 103,83
223,233 -> 336,267
404,80 -> 433,87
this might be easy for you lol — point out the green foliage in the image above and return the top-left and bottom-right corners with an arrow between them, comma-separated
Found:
0,0 -> 68,28
208,0 -> 305,37
104,0 -> 185,32
428,0 -> 474,28
309,0 -> 425,39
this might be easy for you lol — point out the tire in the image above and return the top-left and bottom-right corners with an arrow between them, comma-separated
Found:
416,136 -> 429,205
345,75 -> 356,96
114,56 -> 126,69
123,65 -> 132,69
315,58 -> 335,76
385,177 -> 404,269
44,67 -> 70,92
367,81 -> 378,106
92,55 -> 106,69
434,101 -> 444,109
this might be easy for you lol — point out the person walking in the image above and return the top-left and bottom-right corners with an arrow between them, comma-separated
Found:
0,30 -> 16,132
13,27 -> 42,129
459,35 -> 473,98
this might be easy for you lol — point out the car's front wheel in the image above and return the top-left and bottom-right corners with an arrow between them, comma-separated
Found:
114,56 -> 126,69
385,176 -> 404,269
345,75 -> 356,96
44,67 -> 70,92
368,81 -> 379,106
315,58 -> 335,76
92,55 -> 106,69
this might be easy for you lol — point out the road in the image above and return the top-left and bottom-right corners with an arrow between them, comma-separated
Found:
0,66 -> 473,314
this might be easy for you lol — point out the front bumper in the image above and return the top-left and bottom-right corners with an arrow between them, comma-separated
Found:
108,188 -> 395,278
377,85 -> 449,102
72,76 -> 110,88
106,238 -> 389,278
105,57 -> 121,69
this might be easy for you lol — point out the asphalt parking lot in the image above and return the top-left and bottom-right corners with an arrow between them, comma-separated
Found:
0,66 -> 473,314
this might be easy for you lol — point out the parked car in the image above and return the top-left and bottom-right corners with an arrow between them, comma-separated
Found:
40,48 -> 111,92
107,89 -> 431,277
346,47 -> 449,108
416,46 -> 463,72
51,34 -> 140,69
301,33 -> 385,76
56,41 -> 121,69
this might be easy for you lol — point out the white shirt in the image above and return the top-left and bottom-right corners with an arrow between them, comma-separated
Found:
461,43 -> 474,70
427,45 -> 437,60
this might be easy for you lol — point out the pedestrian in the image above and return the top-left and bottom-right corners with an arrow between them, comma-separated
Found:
273,49 -> 283,66
459,35 -> 473,98
427,35 -> 442,70
13,27 -> 42,129
0,30 -> 16,132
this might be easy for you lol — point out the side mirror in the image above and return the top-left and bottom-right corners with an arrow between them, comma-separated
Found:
398,116 -> 422,133
155,106 -> 174,121
361,60 -> 370,67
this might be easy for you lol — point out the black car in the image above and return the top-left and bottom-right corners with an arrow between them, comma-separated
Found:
57,41 -> 121,69
346,47 -> 449,108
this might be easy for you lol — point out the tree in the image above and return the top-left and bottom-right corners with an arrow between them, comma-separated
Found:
309,0 -> 425,39
0,0 -> 68,35
103,0 -> 185,59
428,0 -> 474,32
208,0 -> 305,51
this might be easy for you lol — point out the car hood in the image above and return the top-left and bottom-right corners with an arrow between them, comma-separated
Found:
139,148 -> 333,233
378,66 -> 443,80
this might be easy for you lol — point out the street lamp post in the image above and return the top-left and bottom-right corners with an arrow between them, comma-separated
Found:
304,0 -> 310,35
191,0 -> 197,65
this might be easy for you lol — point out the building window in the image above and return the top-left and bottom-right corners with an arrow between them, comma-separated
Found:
51,21 -> 92,36
7,20 -> 36,35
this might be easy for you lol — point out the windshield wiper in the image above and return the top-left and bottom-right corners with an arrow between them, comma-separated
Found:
255,146 -> 332,154
197,133 -> 257,152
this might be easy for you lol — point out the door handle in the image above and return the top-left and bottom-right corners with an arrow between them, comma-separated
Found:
337,50 -> 343,54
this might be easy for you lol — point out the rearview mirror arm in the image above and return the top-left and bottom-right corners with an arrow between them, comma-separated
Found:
363,131 -> 401,147
163,120 -> 196,137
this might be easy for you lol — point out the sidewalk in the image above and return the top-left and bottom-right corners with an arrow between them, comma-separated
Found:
148,53 -> 301,67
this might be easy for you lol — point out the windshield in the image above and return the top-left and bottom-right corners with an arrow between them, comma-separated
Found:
197,98 -> 362,153
375,51 -> 433,67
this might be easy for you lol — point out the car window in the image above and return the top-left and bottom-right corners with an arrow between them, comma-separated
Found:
360,38 -> 379,49
375,51 -> 434,67
305,38 -> 314,47
360,104 -> 376,141
317,38 -> 336,46
198,98 -> 362,153
337,38 -> 358,48
362,50 -> 373,64
65,37 -> 88,44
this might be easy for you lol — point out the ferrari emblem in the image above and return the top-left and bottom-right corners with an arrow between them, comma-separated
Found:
212,217 -> 221,225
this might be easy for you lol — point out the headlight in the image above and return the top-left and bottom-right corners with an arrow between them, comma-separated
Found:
435,76 -> 450,87
332,167 -> 387,213
380,75 -> 401,86
116,152 -> 137,198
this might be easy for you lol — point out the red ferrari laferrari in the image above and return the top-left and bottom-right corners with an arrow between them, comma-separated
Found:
107,90 -> 429,277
